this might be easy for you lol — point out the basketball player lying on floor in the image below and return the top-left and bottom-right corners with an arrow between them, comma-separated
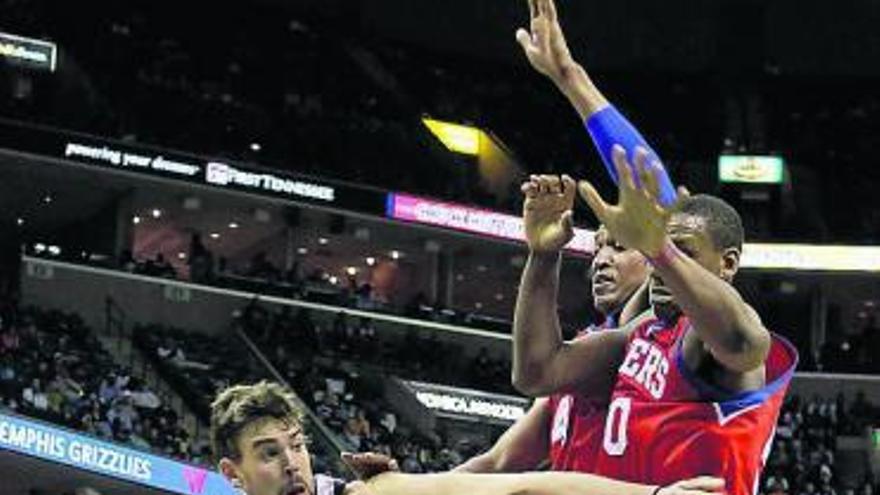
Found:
510,2 -> 798,495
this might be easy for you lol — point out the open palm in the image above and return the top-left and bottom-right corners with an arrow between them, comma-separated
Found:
522,174 -> 577,253
578,145 -> 688,257
516,0 -> 577,84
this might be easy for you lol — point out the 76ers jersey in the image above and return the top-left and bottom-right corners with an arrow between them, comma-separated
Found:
548,320 -> 616,472
592,315 -> 798,495
548,389 -> 606,471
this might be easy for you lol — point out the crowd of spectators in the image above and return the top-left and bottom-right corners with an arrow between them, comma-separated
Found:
0,303 -> 206,464
133,322 -> 261,421
761,393 -> 880,495
240,300 -> 515,395
237,302 -> 497,472
2,294 -> 880,487
132,309 -> 493,474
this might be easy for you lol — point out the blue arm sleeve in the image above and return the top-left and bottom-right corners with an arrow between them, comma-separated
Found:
585,105 -> 678,206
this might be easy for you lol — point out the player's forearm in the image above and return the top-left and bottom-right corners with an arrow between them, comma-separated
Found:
554,63 -> 609,121
512,252 -> 566,395
365,472 -> 516,495
453,452 -> 499,473
366,471 -> 656,495
651,241 -> 770,372
513,472 -> 657,495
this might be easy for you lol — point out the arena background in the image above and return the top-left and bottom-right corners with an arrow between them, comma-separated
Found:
0,0 -> 879,493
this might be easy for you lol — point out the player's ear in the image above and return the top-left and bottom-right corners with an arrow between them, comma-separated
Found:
219,458 -> 245,492
720,247 -> 740,282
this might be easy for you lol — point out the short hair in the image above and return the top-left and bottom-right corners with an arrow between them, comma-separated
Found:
675,194 -> 744,252
210,381 -> 303,462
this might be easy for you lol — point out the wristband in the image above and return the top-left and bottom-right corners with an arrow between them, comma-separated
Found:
646,239 -> 679,268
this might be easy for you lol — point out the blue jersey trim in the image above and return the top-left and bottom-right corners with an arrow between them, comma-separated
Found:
674,327 -> 799,415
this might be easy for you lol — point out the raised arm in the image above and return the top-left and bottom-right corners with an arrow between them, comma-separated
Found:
511,175 -> 631,397
516,0 -> 677,207
515,0 -> 606,120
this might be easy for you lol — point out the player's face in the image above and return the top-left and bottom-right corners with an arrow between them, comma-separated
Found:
590,227 -> 650,315
222,418 -> 314,495
649,213 -> 732,320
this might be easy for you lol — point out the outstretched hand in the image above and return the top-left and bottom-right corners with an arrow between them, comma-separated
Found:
577,145 -> 690,258
522,174 -> 577,254
516,0 -> 580,86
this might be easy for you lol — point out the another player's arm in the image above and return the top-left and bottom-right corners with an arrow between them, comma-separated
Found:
511,175 -> 631,397
454,398 -> 550,473
517,0 -> 678,208
363,471 -> 724,495
579,147 -> 771,374
643,243 -> 769,373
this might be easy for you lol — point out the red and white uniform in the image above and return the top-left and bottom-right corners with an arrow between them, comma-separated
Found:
547,318 -> 617,472
592,315 -> 798,495
548,387 -> 606,471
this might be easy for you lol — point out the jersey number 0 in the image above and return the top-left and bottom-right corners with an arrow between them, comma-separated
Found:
603,397 -> 631,456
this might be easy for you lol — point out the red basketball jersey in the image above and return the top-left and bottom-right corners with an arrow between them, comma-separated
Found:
548,389 -> 607,471
547,321 -> 615,472
592,315 -> 798,495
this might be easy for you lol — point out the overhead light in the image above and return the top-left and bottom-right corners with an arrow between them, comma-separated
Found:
329,276 -> 339,285
422,118 -> 482,155
132,216 -> 141,225
297,247 -> 308,255
318,237 -> 328,245
228,222 -> 239,229
177,252 -> 187,260
390,250 -> 401,260
365,257 -> 376,266
250,142 -> 262,152
42,194 -> 53,204
151,209 -> 162,219
182,196 -> 201,211
346,266 -> 358,276
16,217 -> 24,226
210,232 -> 220,239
